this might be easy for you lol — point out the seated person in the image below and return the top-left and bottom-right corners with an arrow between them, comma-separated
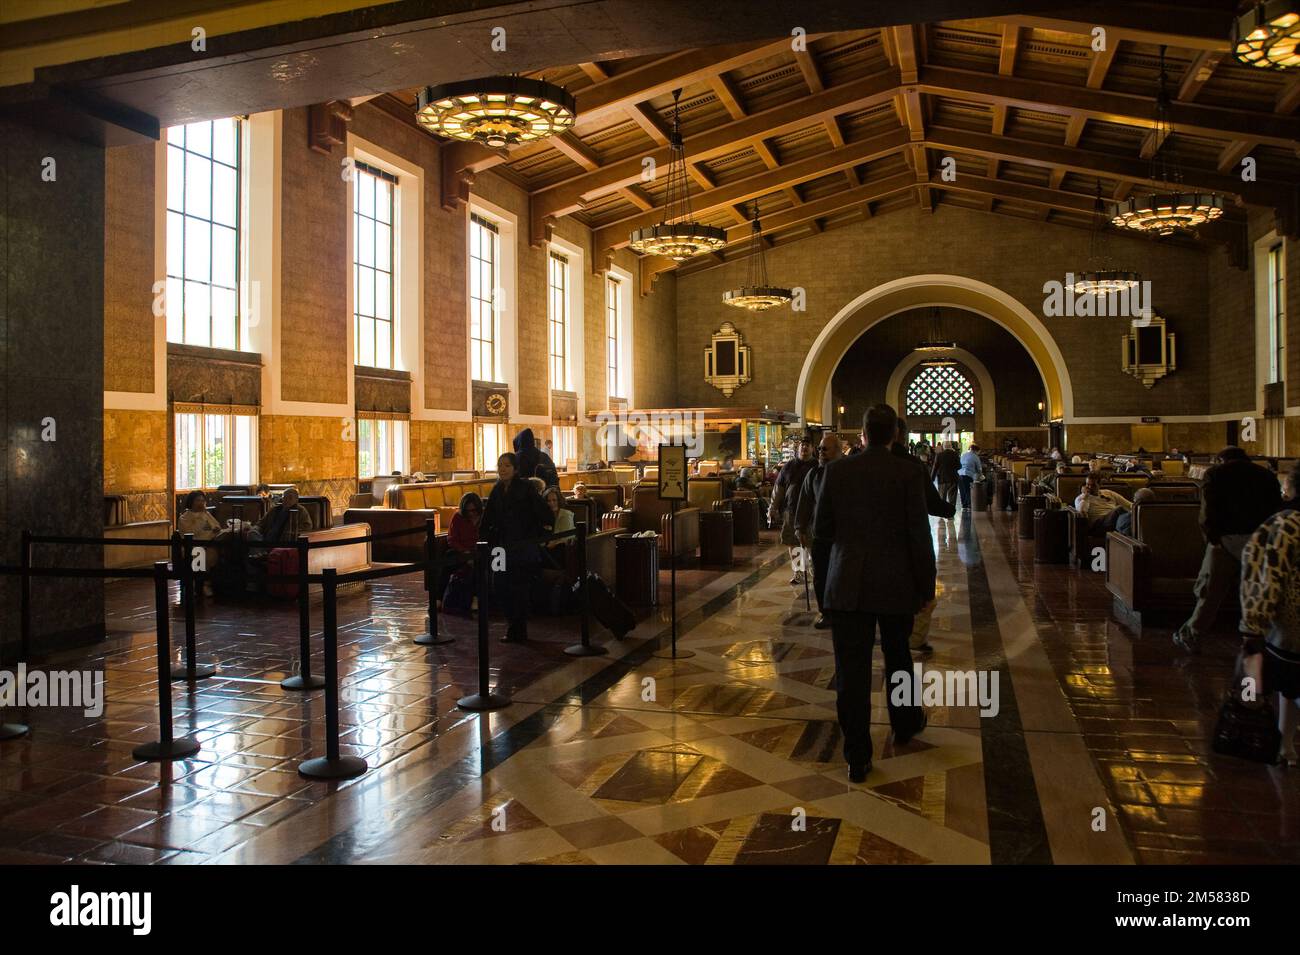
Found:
177,490 -> 240,590
1115,486 -> 1155,536
1074,473 -> 1131,535
254,486 -> 314,544
572,482 -> 588,500
441,492 -> 482,615
543,486 -> 575,538
1035,464 -> 1065,496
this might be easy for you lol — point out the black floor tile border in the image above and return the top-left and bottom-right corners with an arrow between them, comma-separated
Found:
961,511 -> 1054,864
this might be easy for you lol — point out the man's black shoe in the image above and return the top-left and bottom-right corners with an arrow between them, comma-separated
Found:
848,760 -> 872,783
895,710 -> 928,746
813,613 -> 830,629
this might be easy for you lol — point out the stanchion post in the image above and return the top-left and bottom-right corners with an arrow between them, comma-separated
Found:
282,534 -> 325,691
653,501 -> 693,660
1,531 -> 31,739
19,528 -> 32,663
457,541 -> 511,711
133,561 -> 200,761
298,568 -> 367,780
565,523 -> 606,657
415,517 -> 452,646
171,533 -> 215,681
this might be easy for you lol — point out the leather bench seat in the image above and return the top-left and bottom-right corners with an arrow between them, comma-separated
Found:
342,507 -> 440,563
1106,502 -> 1203,625
104,521 -> 173,570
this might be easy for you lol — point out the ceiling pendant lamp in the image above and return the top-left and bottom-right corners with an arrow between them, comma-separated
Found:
1067,179 -> 1141,293
415,75 -> 576,148
1111,47 -> 1224,237
628,89 -> 727,260
722,203 -> 793,310
915,306 -> 956,352
1234,1 -> 1300,69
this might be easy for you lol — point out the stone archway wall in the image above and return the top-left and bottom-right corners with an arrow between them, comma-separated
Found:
794,274 -> 1073,426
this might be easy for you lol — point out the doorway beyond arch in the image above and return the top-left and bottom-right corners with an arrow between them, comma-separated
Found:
795,274 -> 1072,426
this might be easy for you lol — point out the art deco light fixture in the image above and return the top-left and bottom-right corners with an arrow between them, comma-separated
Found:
916,306 -> 956,352
1111,47 -> 1224,236
415,76 -> 576,148
1234,1 -> 1300,69
722,203 -> 793,310
1067,180 -> 1141,293
628,89 -> 727,260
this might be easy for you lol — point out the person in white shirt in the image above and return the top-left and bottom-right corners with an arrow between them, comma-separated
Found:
957,444 -> 983,510
1074,473 -> 1131,534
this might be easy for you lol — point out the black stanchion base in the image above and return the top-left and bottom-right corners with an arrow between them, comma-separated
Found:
0,722 -> 30,741
457,692 -> 512,711
132,737 -> 201,761
652,647 -> 696,659
281,673 -> 327,691
169,660 -> 217,681
298,754 -> 368,780
564,642 -> 609,657
414,632 -> 454,646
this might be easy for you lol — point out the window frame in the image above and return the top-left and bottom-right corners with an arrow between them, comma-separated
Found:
905,365 -> 976,418
470,213 -> 500,382
474,421 -> 507,472
548,249 -> 570,391
606,274 -> 622,399
165,117 -> 244,350
173,406 -> 258,491
356,414 -> 410,479
353,160 -> 397,371
1268,241 -> 1286,385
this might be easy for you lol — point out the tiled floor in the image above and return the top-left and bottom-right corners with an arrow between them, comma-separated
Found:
0,511 -> 1295,864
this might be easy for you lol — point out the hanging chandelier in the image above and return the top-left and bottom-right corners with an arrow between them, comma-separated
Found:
916,307 -> 956,352
628,89 -> 727,260
1234,1 -> 1300,69
722,203 -> 793,310
415,76 -> 576,148
1111,47 -> 1224,236
1068,180 -> 1141,293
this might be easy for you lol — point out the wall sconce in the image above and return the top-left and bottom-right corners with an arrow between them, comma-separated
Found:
837,404 -> 846,430
1121,313 -> 1176,388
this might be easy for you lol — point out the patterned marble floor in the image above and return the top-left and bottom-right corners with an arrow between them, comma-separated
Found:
0,511 -> 1295,864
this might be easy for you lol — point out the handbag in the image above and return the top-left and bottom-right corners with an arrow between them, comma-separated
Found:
442,570 -> 473,616
1211,652 -> 1280,763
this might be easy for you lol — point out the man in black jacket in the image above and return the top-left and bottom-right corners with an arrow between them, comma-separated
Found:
931,441 -> 961,510
1173,446 -> 1282,653
894,418 -> 956,521
794,432 -> 842,629
815,404 -> 935,782
770,436 -> 817,585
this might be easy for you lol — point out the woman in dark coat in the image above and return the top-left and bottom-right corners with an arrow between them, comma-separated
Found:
482,452 -> 553,642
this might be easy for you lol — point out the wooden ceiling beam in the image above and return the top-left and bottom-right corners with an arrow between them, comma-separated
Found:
618,185 -> 655,211
996,11 -> 1233,52
917,64 -> 1300,146
825,116 -> 846,148
753,139 -> 781,169
532,68 -> 902,230
1218,139 -> 1256,174
892,24 -> 921,83
551,132 -> 601,171
998,24 -> 1021,77
578,62 -> 610,83
709,73 -> 748,121
627,103 -> 671,146
924,125 -> 1293,206
1138,126 -> 1170,160
1177,50 -> 1223,102
1277,75 -> 1300,115
795,49 -> 825,94
592,127 -> 910,251
1085,42 -> 1119,90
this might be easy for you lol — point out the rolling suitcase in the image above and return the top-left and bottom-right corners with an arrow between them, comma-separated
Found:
972,478 -> 990,511
266,547 -> 299,598
583,572 -> 635,638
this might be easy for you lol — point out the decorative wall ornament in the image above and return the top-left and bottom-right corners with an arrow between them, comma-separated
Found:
703,322 -> 752,397
1121,313 -> 1177,388
472,380 -> 510,419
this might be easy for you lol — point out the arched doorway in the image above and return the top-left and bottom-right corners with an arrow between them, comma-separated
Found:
795,274 -> 1073,426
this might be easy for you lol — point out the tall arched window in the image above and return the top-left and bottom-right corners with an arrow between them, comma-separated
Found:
906,365 -> 975,417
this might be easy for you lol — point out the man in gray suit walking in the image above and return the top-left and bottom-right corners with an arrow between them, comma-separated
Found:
814,404 -> 936,782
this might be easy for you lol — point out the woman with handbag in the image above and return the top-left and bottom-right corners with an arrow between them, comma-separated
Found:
1239,508 -> 1300,766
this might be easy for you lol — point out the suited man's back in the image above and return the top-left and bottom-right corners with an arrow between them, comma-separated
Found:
932,448 -> 960,484
814,445 -> 936,616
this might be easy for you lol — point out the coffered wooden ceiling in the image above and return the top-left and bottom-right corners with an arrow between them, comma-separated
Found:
364,2 -> 1300,283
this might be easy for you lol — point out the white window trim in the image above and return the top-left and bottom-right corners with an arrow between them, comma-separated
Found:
1253,231 -> 1283,412
347,135 -> 424,407
466,196 -> 518,417
608,262 -> 633,407
174,408 -> 259,491
548,233 -> 586,415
